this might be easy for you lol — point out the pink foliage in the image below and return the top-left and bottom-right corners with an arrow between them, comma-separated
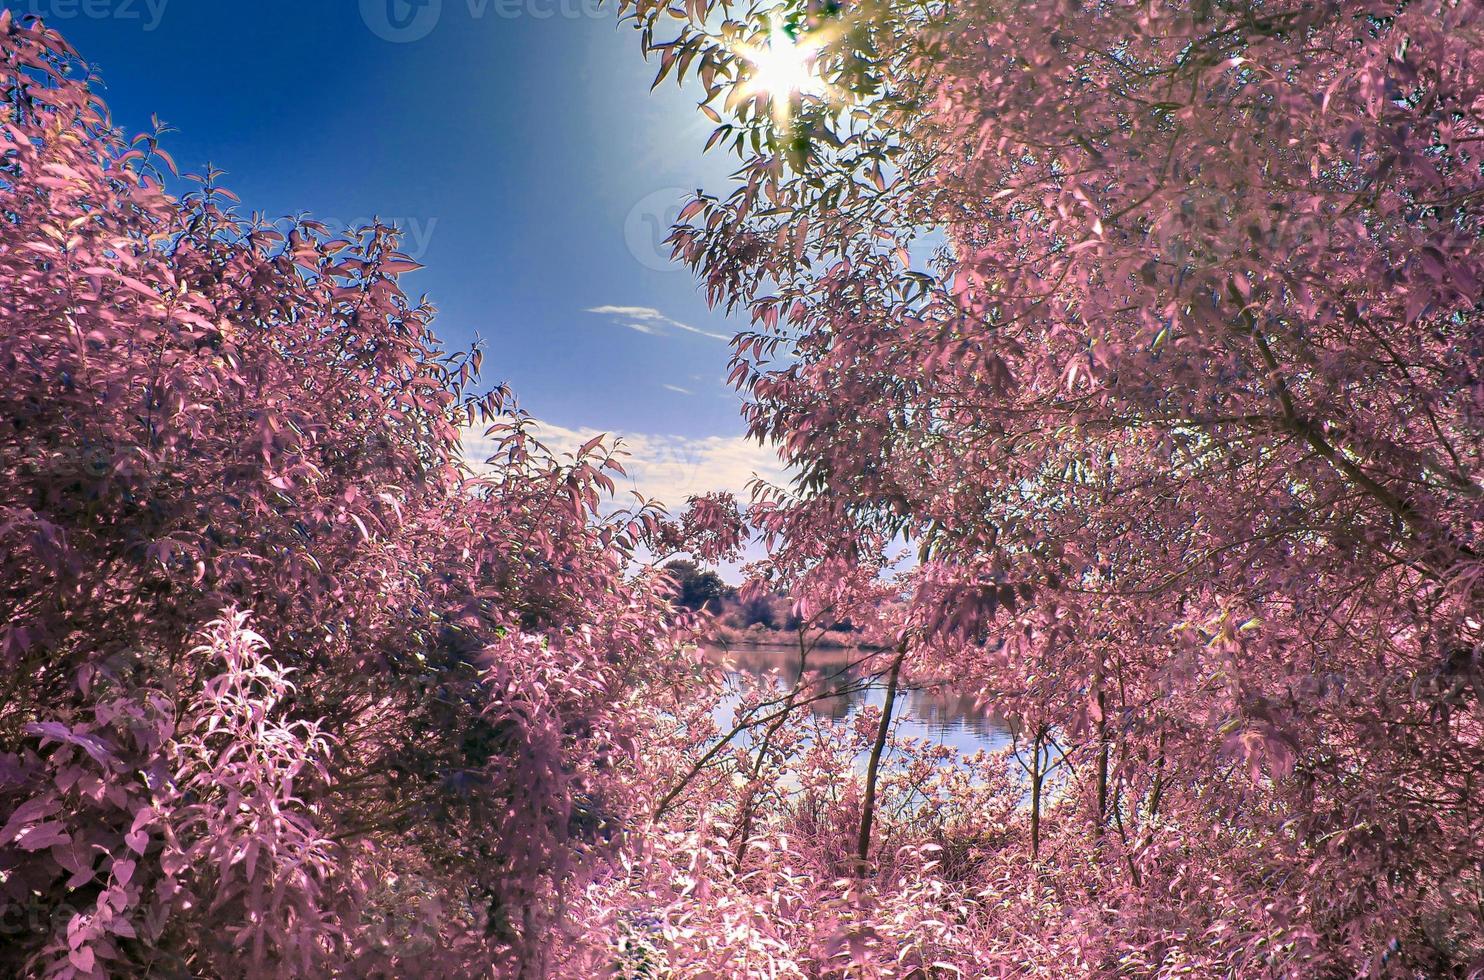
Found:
0,15 -> 693,975
609,0 -> 1484,975
4,1 -> 1483,975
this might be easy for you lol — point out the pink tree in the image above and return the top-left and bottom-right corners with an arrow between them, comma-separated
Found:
0,15 -> 699,976
613,0 -> 1484,973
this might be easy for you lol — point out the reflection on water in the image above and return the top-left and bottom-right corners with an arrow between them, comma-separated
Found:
707,643 -> 1013,755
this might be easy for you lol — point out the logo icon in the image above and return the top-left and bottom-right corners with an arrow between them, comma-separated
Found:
361,0 -> 442,42
624,187 -> 690,273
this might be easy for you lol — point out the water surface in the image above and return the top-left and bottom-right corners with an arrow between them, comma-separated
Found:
706,643 -> 1013,757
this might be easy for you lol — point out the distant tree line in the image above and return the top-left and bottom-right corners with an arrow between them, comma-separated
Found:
663,560 -> 856,635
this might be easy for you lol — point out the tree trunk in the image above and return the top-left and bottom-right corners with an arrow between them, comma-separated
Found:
1030,726 -> 1044,864
856,642 -> 907,871
1095,655 -> 1109,837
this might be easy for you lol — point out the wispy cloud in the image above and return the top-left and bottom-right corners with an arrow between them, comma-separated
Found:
462,419 -> 786,508
661,383 -> 694,395
585,305 -> 730,343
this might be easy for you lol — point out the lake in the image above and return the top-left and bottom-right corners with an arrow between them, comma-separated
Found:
705,643 -> 1014,757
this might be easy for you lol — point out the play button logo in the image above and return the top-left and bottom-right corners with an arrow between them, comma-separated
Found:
361,0 -> 442,42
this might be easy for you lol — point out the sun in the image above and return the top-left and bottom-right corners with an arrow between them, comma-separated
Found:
732,16 -> 829,126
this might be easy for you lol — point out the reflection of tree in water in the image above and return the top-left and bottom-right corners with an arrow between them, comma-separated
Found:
712,645 -> 1011,738
797,665 -> 865,721
717,644 -> 874,720
900,684 -> 1014,739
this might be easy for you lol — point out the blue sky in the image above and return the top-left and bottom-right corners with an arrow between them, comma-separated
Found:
16,0 -> 785,502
